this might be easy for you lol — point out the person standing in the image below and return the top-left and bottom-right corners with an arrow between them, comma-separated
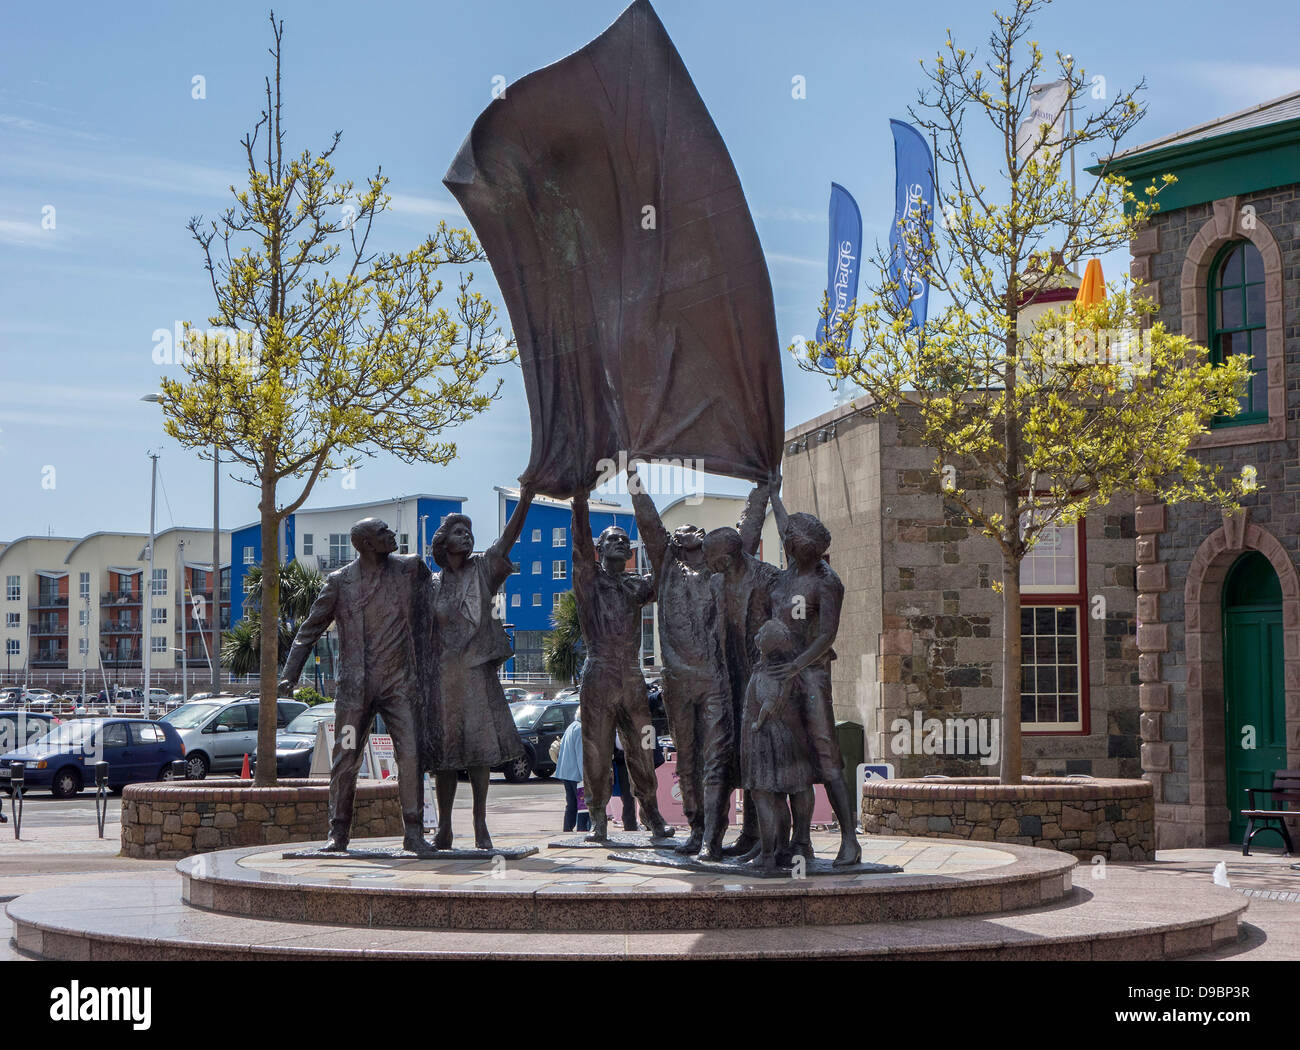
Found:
768,489 -> 861,867
628,464 -> 736,854
570,491 -> 673,842
279,518 -> 431,854
423,488 -> 535,851
555,708 -> 587,832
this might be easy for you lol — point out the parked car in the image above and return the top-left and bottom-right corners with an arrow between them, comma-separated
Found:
160,697 -> 308,779
250,703 -> 388,778
0,711 -> 58,758
502,687 -> 530,704
502,698 -> 579,782
0,717 -> 185,798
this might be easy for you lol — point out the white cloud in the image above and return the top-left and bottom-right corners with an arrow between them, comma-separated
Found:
387,193 -> 465,219
0,218 -> 52,247
765,251 -> 823,269
1178,61 -> 1300,109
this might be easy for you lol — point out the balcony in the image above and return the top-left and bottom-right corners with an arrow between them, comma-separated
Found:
101,591 -> 142,607
31,619 -> 67,636
100,621 -> 140,635
32,594 -> 69,609
32,649 -> 69,668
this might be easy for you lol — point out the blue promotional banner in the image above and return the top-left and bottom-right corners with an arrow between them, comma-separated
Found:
815,182 -> 862,364
886,119 -> 935,330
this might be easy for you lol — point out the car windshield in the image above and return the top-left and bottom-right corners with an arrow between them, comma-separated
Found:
286,708 -> 333,733
31,721 -> 102,747
511,703 -> 545,728
160,704 -> 221,729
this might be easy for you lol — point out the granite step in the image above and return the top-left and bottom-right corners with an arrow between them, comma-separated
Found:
7,867 -> 1246,961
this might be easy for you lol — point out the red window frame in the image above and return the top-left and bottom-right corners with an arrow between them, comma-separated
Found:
1020,516 -> 1091,737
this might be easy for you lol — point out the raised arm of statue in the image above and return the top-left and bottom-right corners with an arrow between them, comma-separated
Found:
571,491 -> 595,588
629,469 -> 669,577
492,484 -> 536,560
737,480 -> 770,558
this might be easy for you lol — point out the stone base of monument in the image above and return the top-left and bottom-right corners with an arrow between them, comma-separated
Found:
608,849 -> 903,879
547,831 -> 679,850
282,843 -> 540,861
6,833 -> 1246,960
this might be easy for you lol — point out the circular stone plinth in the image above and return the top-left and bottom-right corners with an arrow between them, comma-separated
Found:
177,832 -> 1075,932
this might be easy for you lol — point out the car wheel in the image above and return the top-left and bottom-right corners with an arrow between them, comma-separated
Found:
51,767 -> 83,799
502,752 -> 533,784
159,764 -> 179,781
532,765 -> 553,780
186,752 -> 210,780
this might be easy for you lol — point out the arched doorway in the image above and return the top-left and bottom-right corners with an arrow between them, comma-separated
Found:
1222,551 -> 1286,843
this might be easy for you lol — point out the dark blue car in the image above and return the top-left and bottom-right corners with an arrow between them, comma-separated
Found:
0,717 -> 185,798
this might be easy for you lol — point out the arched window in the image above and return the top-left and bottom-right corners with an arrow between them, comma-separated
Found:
1209,240 -> 1267,426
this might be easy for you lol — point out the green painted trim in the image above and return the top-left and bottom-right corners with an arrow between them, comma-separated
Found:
1087,119 -> 1300,214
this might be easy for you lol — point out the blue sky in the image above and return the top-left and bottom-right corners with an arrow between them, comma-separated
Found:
2,0 -> 1298,541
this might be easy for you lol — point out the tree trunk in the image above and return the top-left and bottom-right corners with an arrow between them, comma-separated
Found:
255,478 -> 280,787
1000,554 -> 1023,785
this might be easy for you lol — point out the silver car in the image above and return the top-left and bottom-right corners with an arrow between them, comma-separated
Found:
160,696 -> 308,779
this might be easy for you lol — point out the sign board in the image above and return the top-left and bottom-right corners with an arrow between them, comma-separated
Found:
310,721 -> 389,780
655,753 -> 734,825
856,762 -> 894,821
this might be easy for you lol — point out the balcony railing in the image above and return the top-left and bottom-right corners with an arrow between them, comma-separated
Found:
100,591 -> 142,606
33,595 -> 69,608
32,620 -> 67,635
100,623 -> 140,635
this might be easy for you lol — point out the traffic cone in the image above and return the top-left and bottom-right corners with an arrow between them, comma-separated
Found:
240,753 -> 251,779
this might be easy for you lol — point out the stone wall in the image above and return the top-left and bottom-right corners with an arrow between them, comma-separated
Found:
862,777 -> 1154,860
1131,186 -> 1300,848
781,400 -> 1140,780
121,779 -> 403,859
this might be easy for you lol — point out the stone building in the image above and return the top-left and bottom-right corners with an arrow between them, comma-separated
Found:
781,404 -> 1140,786
1097,90 -> 1300,849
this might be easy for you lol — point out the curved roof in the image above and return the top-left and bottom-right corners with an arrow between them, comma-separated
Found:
62,531 -> 147,564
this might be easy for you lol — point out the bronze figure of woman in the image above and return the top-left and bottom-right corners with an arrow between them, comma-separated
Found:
424,487 -> 535,849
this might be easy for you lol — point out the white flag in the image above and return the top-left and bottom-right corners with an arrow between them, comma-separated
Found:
1016,79 -> 1070,166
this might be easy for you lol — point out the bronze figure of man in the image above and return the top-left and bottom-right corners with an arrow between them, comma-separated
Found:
699,482 -> 777,861
280,517 -> 432,854
571,491 -> 673,842
628,464 -> 730,854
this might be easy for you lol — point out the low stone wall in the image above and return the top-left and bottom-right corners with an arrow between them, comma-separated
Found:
121,779 -> 403,859
862,777 -> 1154,860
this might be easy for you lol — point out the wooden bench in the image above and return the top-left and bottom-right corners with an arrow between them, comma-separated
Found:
1242,770 -> 1300,856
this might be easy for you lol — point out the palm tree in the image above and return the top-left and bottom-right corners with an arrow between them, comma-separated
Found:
543,591 -> 583,684
242,560 -> 324,629
222,614 -> 296,677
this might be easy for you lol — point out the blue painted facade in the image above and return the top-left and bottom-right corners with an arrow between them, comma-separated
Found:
230,494 -> 464,621
498,491 -> 638,676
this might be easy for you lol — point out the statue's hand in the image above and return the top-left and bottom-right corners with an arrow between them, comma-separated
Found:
767,661 -> 796,683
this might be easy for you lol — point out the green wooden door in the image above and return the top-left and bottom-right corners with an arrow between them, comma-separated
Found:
1222,552 -> 1287,844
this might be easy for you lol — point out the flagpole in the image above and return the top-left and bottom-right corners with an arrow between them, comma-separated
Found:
1066,57 -> 1078,276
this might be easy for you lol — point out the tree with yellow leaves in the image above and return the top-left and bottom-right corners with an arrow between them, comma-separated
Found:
158,14 -> 513,785
797,0 -> 1252,783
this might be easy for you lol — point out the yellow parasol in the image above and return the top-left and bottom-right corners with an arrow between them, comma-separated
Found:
1074,258 -> 1105,309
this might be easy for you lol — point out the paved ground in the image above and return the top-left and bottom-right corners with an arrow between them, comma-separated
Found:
2,776 -> 1297,960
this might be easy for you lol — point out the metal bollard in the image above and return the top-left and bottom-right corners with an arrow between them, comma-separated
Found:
9,762 -> 24,839
94,761 -> 110,838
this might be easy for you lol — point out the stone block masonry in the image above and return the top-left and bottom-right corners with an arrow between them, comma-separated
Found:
121,779 -> 403,859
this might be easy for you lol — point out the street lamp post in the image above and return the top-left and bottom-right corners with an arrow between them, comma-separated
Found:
142,393 -> 221,697
144,451 -> 158,713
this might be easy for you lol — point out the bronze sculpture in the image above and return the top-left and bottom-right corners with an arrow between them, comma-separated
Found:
628,464 -> 728,854
279,518 -> 433,854
571,491 -> 673,842
768,492 -> 861,866
699,488 -> 778,862
741,620 -> 815,872
421,489 -> 535,850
